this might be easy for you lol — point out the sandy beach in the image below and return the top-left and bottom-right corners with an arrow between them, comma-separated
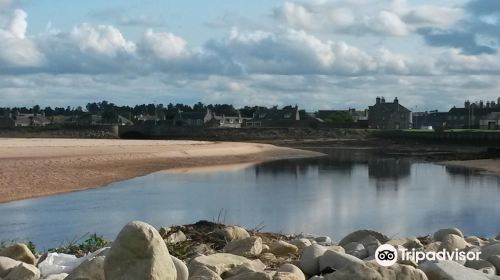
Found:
0,138 -> 323,203
442,158 -> 500,174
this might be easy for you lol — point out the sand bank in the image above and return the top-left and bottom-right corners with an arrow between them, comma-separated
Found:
0,138 -> 323,203
441,158 -> 500,175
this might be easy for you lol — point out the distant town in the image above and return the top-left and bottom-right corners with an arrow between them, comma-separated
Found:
1,97 -> 500,131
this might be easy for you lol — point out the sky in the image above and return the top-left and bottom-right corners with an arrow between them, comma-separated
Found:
0,0 -> 499,111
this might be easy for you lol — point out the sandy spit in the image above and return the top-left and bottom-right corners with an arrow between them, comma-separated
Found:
441,159 -> 500,175
0,138 -> 323,203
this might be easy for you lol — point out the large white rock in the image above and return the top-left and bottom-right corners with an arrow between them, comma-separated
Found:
438,234 -> 467,252
0,257 -> 21,278
104,221 -> 177,280
188,264 -> 222,280
488,255 -> 500,275
172,256 -> 189,280
269,241 -> 298,256
223,237 -> 263,257
289,239 -> 312,252
326,262 -> 427,280
41,273 -> 68,280
218,226 -> 250,241
224,271 -> 271,280
0,244 -> 36,265
343,242 -> 368,259
166,231 -> 187,244
318,250 -> 364,272
298,244 -> 327,275
65,256 -> 105,280
433,228 -> 464,242
277,264 -> 305,280
465,259 -> 496,275
189,253 -> 263,275
4,262 -> 40,280
419,260 -> 500,280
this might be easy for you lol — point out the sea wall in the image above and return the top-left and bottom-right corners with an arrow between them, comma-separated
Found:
374,130 -> 500,146
0,125 -> 119,139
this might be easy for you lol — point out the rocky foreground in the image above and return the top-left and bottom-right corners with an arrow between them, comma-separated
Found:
1,221 -> 500,280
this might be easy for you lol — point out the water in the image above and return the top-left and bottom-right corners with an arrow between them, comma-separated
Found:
1,147 -> 500,250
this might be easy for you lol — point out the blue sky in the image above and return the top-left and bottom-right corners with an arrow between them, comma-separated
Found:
1,0 -> 499,111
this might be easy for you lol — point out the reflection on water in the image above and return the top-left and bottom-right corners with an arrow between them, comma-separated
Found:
1,148 -> 500,249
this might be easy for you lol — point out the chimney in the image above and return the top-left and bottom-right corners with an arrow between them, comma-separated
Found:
381,97 -> 386,103
376,97 -> 381,104
480,101 -> 484,108
465,100 -> 470,108
394,97 -> 399,105
487,101 -> 491,108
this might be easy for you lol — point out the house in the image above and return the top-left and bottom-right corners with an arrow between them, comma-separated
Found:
117,115 -> 134,126
174,110 -> 213,127
244,106 -> 301,127
447,100 -> 500,129
368,97 -> 411,129
412,111 -> 448,130
210,111 -> 252,128
480,112 -> 500,130
13,113 -> 51,127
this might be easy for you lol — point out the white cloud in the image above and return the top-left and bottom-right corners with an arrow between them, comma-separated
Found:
404,6 -> 464,28
366,11 -> 408,36
5,8 -> 27,38
69,23 -> 136,57
141,29 -> 188,61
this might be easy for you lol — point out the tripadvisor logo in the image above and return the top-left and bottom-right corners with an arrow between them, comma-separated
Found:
375,244 -> 481,267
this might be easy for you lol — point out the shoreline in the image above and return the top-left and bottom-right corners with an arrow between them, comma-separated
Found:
0,138 -> 324,203
440,159 -> 500,175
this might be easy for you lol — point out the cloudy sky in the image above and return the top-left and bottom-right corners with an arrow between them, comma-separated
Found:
0,0 -> 499,111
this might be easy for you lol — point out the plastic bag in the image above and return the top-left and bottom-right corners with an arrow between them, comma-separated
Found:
38,247 -> 110,276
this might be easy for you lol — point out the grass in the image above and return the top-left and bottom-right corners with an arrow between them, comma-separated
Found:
48,233 -> 109,257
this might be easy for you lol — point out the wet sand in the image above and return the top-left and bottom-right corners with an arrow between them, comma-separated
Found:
0,138 -> 323,203
442,159 -> 500,174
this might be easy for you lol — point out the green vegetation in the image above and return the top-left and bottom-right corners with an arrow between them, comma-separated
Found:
48,233 -> 109,257
323,111 -> 354,127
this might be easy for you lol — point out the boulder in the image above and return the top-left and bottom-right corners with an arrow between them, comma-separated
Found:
223,237 -> 263,257
65,255 -> 105,280
465,259 -> 496,275
488,256 -> 500,276
277,264 -> 305,280
269,241 -> 298,256
259,253 -> 276,263
298,244 -> 327,275
104,221 -> 177,280
433,228 -> 464,242
0,244 -> 36,265
188,264 -> 222,280
222,263 -> 263,278
419,260 -> 500,280
314,237 -> 332,245
318,249 -> 364,272
481,243 -> 500,260
325,262 -> 427,280
41,273 -> 68,280
289,239 -> 312,252
323,245 -> 345,254
225,271 -> 271,280
343,242 -> 368,259
189,253 -> 263,275
0,257 -> 21,278
4,263 -> 40,280
172,256 -> 189,280
338,230 -> 389,247
425,242 -> 441,253
273,272 -> 301,280
465,236 -> 486,247
166,231 -> 187,244
438,234 -> 467,252
218,226 -> 250,241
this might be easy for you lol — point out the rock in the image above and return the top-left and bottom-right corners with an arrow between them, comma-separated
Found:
438,234 -> 467,252
4,263 -> 40,280
419,260 -> 500,280
465,259 -> 496,275
189,253 -> 263,275
158,227 -> 171,238
104,221 -> 177,280
218,226 -> 250,241
188,244 -> 215,257
289,239 -> 312,252
323,245 -> 345,254
425,242 -> 441,252
433,228 -> 464,242
261,245 -> 270,254
481,243 -> 500,260
222,263 -> 264,278
273,272 -> 301,280
259,253 -> 276,262
326,262 -> 427,280
338,230 -> 389,247
314,237 -> 332,245
0,257 -> 21,278
0,244 -> 36,265
225,271 -> 271,280
223,237 -> 263,257
65,255 -> 105,280
496,234 -> 500,241
41,274 -> 68,280
488,256 -> 500,276
298,244 -> 327,275
188,264 -> 222,280
342,242 -> 368,259
277,264 -> 305,280
309,276 -> 325,280
166,231 -> 187,244
172,256 -> 189,280
318,249 -> 364,272
269,241 -> 298,256
359,235 -> 381,256
465,236 -> 485,247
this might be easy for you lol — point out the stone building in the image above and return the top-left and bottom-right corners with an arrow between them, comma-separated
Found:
368,97 -> 411,129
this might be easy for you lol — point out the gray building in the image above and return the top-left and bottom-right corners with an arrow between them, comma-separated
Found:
368,97 -> 411,129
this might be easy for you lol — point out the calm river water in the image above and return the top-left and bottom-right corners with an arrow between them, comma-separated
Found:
1,148 -> 500,249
